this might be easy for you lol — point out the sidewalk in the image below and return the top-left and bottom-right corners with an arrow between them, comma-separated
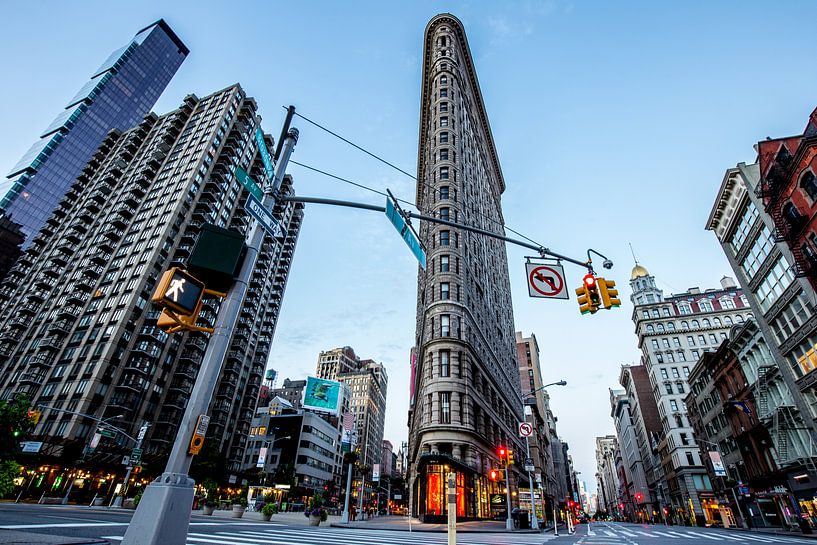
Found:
0,531 -> 105,545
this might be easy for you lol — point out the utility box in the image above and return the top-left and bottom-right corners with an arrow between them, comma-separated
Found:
187,223 -> 246,293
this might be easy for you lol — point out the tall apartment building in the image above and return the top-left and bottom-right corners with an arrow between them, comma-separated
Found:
595,435 -> 619,515
316,347 -> 388,470
0,84 -> 304,475
515,331 -> 557,516
610,388 -> 649,520
0,20 -> 187,255
707,162 -> 817,520
631,266 -> 750,524
407,13 -> 523,522
618,364 -> 664,516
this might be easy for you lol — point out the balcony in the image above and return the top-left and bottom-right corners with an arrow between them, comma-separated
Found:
48,320 -> 72,335
38,337 -> 63,351
56,305 -> 80,319
0,329 -> 23,342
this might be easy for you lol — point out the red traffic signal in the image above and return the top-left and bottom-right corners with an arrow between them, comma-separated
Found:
489,469 -> 500,481
635,493 -> 643,502
583,273 -> 596,288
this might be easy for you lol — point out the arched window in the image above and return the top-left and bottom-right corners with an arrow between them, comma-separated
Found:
703,319 -> 711,327
667,322 -> 675,331
646,325 -> 654,333
713,317 -> 722,327
724,316 -> 733,326
692,320 -> 700,328
657,324 -> 665,333
783,202 -> 804,228
801,170 -> 817,202
681,321 -> 689,330
735,315 -> 744,323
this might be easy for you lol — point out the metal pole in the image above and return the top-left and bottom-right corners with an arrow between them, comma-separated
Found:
553,507 -> 558,535
121,127 -> 299,545
358,474 -> 366,517
524,436 -> 539,530
505,467 -> 513,531
113,422 -> 148,508
341,462 -> 353,523
447,472 -> 457,545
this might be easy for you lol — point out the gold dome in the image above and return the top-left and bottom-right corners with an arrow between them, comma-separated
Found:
631,264 -> 650,280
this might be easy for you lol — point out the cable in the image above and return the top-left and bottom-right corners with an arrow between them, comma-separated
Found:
286,108 -> 548,251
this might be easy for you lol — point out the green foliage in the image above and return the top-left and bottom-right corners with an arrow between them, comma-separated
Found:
189,440 -> 228,485
0,460 -> 21,497
272,463 -> 297,487
0,394 -> 34,460
133,492 -> 143,508
262,502 -> 278,516
233,494 -> 248,508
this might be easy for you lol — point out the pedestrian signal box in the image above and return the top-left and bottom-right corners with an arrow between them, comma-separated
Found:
151,268 -> 205,316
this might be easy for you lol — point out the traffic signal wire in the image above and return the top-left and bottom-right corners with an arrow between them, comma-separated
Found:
285,108 -> 548,253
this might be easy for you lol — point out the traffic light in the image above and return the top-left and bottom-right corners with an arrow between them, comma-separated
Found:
489,469 -> 500,481
575,273 -> 600,314
597,277 -> 621,309
497,446 -> 507,466
635,492 -> 643,503
507,450 -> 515,466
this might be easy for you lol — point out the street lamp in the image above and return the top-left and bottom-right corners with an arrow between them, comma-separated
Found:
518,379 -> 567,531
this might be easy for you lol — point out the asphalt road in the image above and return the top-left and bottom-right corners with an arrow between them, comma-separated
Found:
0,505 -> 814,545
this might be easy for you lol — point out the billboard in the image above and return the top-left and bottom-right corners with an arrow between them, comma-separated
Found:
302,376 -> 342,414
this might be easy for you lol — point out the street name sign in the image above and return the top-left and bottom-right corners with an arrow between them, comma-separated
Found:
21,441 -> 42,453
385,197 -> 426,269
235,167 -> 263,200
255,127 -> 275,182
99,428 -> 117,439
244,193 -> 286,239
526,263 -> 569,299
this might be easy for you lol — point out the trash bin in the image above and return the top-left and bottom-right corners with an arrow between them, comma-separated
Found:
518,510 -> 530,529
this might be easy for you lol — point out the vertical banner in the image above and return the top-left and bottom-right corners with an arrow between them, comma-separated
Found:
256,447 -> 268,468
708,451 -> 727,476
372,464 -> 381,482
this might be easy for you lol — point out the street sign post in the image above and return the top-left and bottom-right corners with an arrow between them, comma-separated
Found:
235,167 -> 264,200
244,193 -> 286,239
385,196 -> 426,269
526,263 -> 569,299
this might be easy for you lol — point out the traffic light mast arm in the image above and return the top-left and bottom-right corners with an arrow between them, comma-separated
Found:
280,194 -> 601,270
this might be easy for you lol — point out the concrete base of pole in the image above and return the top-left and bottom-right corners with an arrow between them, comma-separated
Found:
111,496 -> 123,508
121,473 -> 194,545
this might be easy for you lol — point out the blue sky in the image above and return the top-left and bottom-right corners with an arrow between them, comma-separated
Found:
3,1 -> 817,493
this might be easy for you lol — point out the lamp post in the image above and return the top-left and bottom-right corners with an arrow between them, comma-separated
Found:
518,379 -> 567,532
698,439 -> 747,528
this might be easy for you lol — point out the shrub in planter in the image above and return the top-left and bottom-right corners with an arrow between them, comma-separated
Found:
203,500 -> 217,516
231,496 -> 248,518
261,502 -> 277,521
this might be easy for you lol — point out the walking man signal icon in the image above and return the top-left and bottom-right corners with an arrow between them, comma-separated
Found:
165,278 -> 187,302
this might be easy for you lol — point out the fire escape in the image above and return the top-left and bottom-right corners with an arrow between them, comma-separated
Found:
755,144 -> 809,277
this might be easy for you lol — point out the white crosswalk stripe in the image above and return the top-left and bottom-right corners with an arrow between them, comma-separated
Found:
685,530 -> 724,540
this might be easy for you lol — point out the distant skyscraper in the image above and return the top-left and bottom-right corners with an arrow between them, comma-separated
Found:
0,19 -> 187,252
407,14 -> 523,522
0,84 -> 304,474
316,347 -> 388,469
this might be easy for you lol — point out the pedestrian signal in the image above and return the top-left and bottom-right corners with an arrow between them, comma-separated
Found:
151,268 -> 205,316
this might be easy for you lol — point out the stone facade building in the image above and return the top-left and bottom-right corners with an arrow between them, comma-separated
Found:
595,435 -> 619,515
631,265 -> 751,524
0,84 -> 303,475
407,13 -> 523,522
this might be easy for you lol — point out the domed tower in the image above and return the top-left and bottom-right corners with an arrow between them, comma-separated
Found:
629,262 -> 663,305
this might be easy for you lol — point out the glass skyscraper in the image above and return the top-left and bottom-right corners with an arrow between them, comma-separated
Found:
0,19 -> 188,249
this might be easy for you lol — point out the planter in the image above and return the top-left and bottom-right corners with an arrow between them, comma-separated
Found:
92,498 -> 104,507
231,505 -> 246,518
203,505 -> 216,516
308,514 -> 321,526
261,513 -> 272,522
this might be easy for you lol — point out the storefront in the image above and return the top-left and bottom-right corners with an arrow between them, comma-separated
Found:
414,454 -> 503,522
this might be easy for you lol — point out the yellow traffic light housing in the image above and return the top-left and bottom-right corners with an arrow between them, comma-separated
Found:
151,268 -> 205,317
575,274 -> 600,314
507,450 -> 515,466
598,277 -> 621,309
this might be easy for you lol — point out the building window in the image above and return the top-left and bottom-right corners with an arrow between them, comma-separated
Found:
440,131 -> 449,144
756,256 -> 795,312
440,392 -> 451,424
441,315 -> 450,337
440,117 -> 449,128
439,148 -> 449,161
440,88 -> 448,98
730,203 -> 759,252
687,336 -> 695,346
660,369 -> 669,379
672,368 -> 680,378
741,226 -> 773,278
439,207 -> 450,221
440,186 -> 449,200
440,350 -> 450,377
666,384 -> 673,394
714,317 -> 722,327
662,308 -> 671,316
802,170 -> 817,202
681,321 -> 689,330
698,300 -> 713,312
440,231 -> 450,246
724,316 -> 733,325
440,166 -> 449,180
440,255 -> 450,272
678,303 -> 692,315
440,282 -> 450,300
647,325 -> 654,333
683,366 -> 690,376
709,334 -> 718,344
783,201 -> 804,229
686,452 -> 695,466
651,340 -> 659,349
670,400 -> 679,411
703,319 -> 711,327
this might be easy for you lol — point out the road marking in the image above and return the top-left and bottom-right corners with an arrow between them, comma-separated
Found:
0,522 -> 126,529
651,531 -> 678,537
685,530 -> 723,540
736,536 -> 781,543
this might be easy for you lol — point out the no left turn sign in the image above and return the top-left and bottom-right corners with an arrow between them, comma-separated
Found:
518,422 -> 533,437
526,263 -> 569,300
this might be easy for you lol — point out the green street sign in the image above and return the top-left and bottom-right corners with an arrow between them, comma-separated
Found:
235,167 -> 263,200
255,127 -> 275,182
98,428 -> 117,439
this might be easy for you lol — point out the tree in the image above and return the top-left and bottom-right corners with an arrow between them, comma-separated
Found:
0,460 -> 21,498
0,394 -> 35,460
189,439 -> 228,485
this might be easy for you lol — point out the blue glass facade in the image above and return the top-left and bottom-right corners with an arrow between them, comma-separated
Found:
0,20 -> 188,248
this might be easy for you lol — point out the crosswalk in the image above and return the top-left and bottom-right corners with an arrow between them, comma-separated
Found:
582,522 -> 815,544
103,525 -> 559,545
